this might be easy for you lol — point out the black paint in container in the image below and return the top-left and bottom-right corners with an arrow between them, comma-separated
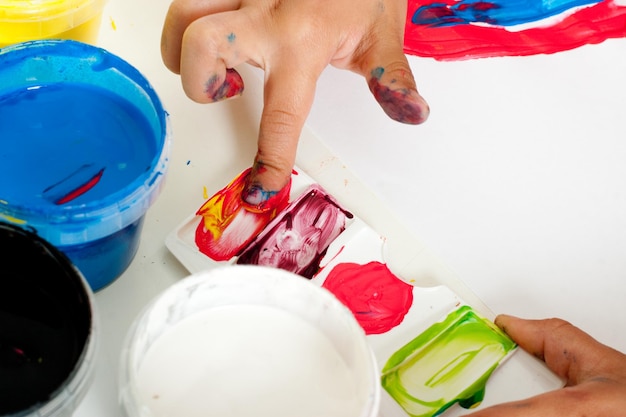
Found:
0,222 -> 97,417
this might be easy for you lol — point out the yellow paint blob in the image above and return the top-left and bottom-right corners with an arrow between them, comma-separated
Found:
0,0 -> 108,48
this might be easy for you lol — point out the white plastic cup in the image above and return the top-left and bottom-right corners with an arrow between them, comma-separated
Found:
119,265 -> 380,417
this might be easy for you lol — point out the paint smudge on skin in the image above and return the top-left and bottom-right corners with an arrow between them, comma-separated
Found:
381,305 -> 516,417
242,184 -> 279,206
195,168 -> 291,261
371,67 -> 385,80
244,159 -> 295,205
368,68 -> 428,125
322,261 -> 413,334
404,0 -> 626,60
205,68 -> 244,101
227,32 -> 236,43
237,184 -> 353,278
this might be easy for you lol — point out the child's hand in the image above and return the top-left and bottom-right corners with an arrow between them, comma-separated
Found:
161,0 -> 429,197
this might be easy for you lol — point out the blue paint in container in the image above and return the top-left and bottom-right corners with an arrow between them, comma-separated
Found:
0,40 -> 170,291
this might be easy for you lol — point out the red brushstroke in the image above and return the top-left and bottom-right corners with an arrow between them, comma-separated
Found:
55,168 -> 104,205
404,0 -> 626,60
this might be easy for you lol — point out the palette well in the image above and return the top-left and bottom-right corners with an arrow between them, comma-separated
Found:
166,162 -> 563,417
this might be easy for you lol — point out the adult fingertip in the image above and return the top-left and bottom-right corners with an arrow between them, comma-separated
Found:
494,314 -> 518,334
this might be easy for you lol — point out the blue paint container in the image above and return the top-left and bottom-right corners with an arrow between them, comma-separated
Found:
0,40 -> 170,291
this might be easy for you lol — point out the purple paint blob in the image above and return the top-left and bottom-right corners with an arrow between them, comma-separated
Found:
237,184 -> 353,278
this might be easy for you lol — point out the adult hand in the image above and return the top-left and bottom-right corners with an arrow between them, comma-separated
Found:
466,315 -> 626,417
161,0 -> 430,200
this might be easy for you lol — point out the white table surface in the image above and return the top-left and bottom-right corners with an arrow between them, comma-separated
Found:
76,0 -> 626,415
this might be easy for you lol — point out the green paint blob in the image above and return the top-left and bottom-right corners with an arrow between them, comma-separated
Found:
381,305 -> 516,417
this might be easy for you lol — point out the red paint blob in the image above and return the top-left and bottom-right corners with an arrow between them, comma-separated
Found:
322,261 -> 414,335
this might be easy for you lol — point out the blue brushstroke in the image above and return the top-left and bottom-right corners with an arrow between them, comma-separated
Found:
412,0 -> 601,27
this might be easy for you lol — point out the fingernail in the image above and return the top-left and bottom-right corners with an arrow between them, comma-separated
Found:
205,68 -> 244,101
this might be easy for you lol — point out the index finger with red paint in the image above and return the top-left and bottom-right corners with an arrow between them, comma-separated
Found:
161,0 -> 252,103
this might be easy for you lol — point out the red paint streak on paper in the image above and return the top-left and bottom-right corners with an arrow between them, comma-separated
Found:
404,0 -> 626,60
237,184 -> 352,279
322,261 -> 414,335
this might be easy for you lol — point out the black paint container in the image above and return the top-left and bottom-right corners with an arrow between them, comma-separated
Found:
0,222 -> 97,417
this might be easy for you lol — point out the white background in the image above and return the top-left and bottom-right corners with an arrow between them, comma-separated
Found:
74,0 -> 625,415
308,41 -> 626,351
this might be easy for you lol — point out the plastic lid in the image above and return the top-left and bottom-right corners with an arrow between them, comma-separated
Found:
0,0 -> 107,45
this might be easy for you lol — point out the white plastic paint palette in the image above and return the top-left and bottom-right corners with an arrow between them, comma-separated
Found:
166,165 -> 563,417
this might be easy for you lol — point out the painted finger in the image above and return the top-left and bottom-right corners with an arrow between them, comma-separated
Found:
494,315 -> 622,385
353,7 -> 430,124
178,11 -> 259,103
161,0 -> 242,74
244,62 -> 321,201
462,387 -> 592,417
366,55 -> 430,125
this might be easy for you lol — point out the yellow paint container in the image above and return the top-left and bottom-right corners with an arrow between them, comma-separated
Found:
0,0 -> 107,48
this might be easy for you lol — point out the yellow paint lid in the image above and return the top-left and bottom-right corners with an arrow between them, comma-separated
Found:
0,0 -> 107,46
